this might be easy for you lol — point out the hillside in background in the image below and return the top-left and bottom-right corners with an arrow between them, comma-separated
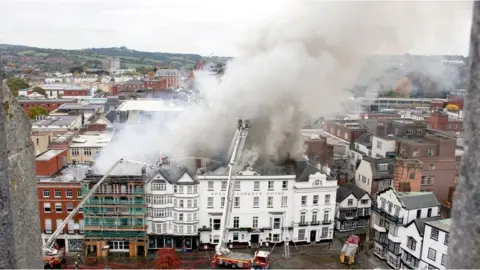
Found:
0,44 -> 231,72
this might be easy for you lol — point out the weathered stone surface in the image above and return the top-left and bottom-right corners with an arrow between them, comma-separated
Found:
0,79 -> 42,268
448,2 -> 480,269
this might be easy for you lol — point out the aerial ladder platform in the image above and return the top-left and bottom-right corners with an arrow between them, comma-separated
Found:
211,119 -> 271,269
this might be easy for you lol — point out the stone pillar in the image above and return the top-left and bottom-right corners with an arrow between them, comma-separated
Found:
0,74 -> 42,267
448,1 -> 480,268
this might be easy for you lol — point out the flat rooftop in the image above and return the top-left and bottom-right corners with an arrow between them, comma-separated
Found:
18,98 -> 76,103
57,103 -> 103,111
51,131 -> 77,144
426,218 -> 451,232
38,164 -> 91,183
77,98 -> 108,104
32,131 -> 53,136
117,99 -> 186,112
36,149 -> 66,161
32,115 -> 79,127
70,132 -> 113,148
301,129 -> 349,145
394,119 -> 416,124
37,84 -> 88,90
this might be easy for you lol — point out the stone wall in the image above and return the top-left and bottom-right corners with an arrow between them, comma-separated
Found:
0,80 -> 42,268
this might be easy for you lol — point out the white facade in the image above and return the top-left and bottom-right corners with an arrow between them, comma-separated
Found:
19,84 -> 89,98
371,136 -> 396,158
349,142 -> 369,173
400,220 -> 423,268
372,188 -> 440,269
197,168 -> 337,249
355,159 -> 373,194
145,171 -> 200,249
420,220 -> 450,269
355,158 -> 393,196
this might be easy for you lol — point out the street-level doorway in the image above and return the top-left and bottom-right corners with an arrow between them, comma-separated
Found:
310,230 -> 317,242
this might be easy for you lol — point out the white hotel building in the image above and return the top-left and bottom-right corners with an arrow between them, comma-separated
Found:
145,167 -> 200,250
196,161 -> 337,250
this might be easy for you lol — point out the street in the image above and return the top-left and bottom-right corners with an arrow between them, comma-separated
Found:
65,231 -> 390,269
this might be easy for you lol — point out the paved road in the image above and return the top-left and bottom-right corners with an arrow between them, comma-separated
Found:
65,233 -> 390,269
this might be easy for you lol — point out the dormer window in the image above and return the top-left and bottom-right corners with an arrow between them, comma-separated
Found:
313,180 -> 320,186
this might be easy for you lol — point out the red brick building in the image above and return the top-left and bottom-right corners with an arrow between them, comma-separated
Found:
428,111 -> 463,134
18,98 -> 77,115
324,120 -> 367,143
393,158 -> 423,192
36,149 -> 68,177
304,135 -> 334,167
37,180 -> 84,252
396,130 -> 457,202
111,79 -> 173,96
144,79 -> 169,89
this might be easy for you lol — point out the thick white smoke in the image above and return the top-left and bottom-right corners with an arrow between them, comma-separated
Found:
95,0 -> 472,174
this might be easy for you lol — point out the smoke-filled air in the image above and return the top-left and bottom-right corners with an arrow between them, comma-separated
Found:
94,0 -> 472,174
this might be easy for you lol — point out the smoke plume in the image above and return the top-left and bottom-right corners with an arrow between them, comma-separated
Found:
95,0 -> 471,173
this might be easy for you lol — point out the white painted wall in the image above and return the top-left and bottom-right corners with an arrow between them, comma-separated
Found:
197,175 -> 293,245
145,173 -> 199,236
337,194 -> 357,209
197,170 -> 337,245
401,222 -> 423,259
371,136 -> 396,158
355,160 -> 373,194
403,207 -> 439,224
349,148 -> 366,173
420,225 -> 449,269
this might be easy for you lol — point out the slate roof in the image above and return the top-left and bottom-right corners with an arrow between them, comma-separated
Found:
153,166 -> 198,185
336,183 -> 370,203
295,161 -> 335,182
426,218 -> 451,233
362,155 -> 395,180
412,216 -> 444,236
397,191 -> 440,210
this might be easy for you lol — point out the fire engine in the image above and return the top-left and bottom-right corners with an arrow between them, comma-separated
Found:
210,119 -> 271,269
339,235 -> 360,265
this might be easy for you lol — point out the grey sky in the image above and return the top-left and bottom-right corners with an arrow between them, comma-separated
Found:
0,0 -> 473,56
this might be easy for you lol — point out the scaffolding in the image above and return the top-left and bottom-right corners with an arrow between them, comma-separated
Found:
82,174 -> 147,256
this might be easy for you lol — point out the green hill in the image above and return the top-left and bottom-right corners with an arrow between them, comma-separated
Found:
0,44 -> 231,71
